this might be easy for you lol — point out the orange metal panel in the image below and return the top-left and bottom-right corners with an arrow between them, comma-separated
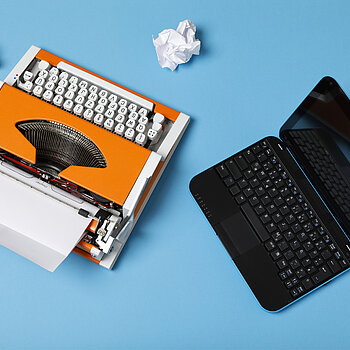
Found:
0,84 -> 151,206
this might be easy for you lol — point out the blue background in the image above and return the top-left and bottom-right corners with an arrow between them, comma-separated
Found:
0,0 -> 350,349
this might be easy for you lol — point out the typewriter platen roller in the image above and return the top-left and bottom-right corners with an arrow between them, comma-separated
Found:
0,45 -> 189,271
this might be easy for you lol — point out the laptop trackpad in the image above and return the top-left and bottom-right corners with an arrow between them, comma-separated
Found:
220,211 -> 260,255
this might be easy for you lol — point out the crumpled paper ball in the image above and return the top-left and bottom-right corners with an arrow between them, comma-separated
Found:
153,19 -> 201,71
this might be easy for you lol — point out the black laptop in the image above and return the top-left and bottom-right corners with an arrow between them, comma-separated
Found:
190,77 -> 350,311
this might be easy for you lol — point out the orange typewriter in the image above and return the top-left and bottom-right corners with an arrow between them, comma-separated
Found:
0,45 -> 189,271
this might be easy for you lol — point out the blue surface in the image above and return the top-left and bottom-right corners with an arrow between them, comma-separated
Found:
1,0 -> 350,349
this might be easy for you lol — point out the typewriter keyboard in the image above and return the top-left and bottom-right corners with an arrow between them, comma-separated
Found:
16,59 -> 167,149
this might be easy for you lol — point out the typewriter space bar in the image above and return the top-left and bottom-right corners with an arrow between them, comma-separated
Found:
57,62 -> 154,111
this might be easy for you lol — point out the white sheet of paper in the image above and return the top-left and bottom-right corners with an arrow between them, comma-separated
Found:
0,172 -> 92,271
153,19 -> 201,71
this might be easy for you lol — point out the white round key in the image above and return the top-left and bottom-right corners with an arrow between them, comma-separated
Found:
128,103 -> 138,112
115,123 -> 125,136
147,129 -> 158,143
104,118 -> 114,130
22,81 -> 33,92
98,97 -> 108,106
35,77 -> 46,86
33,85 -> 44,97
49,67 -> 59,76
138,108 -> 148,118
139,116 -> 149,125
59,72 -> 69,80
89,85 -> 98,93
63,99 -> 74,111
105,109 -> 115,119
115,114 -> 125,124
118,99 -> 128,107
99,90 -> 108,98
94,113 -> 104,125
79,80 -> 88,89
152,122 -> 162,132
38,60 -> 50,71
85,99 -> 95,109
38,70 -> 49,78
88,93 -> 98,102
125,128 -> 135,141
48,75 -> 59,83
118,106 -> 127,115
108,102 -> 118,111
65,90 -> 75,100
108,94 -> 118,103
83,109 -> 94,121
78,88 -> 88,97
55,86 -> 65,95
23,71 -> 33,81
128,111 -> 138,121
126,119 -> 136,128
44,81 -> 55,91
75,95 -> 85,104
136,123 -> 146,133
73,104 -> 84,116
53,95 -> 64,106
69,76 -> 79,85
153,113 -> 165,124
43,90 -> 53,101
135,133 -> 147,146
58,79 -> 68,88
95,104 -> 105,114
68,84 -> 78,92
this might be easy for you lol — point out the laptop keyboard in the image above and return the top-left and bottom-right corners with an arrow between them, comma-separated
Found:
215,138 -> 348,300
16,59 -> 167,149
283,128 -> 350,233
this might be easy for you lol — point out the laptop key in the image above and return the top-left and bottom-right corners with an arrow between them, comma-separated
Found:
312,265 -> 332,284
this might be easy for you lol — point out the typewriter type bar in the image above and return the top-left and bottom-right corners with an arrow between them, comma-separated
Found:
0,45 -> 190,271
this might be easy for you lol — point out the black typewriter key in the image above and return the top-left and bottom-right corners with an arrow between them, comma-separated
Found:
303,241 -> 313,251
260,214 -> 271,224
296,286 -> 304,294
285,268 -> 293,276
238,179 -> 248,188
257,153 -> 267,162
315,240 -> 326,251
274,196 -> 284,207
268,170 -> 278,179
255,186 -> 265,195
268,188 -> 278,197
286,214 -> 295,224
291,277 -> 299,285
314,257 -> 323,266
340,259 -> 348,268
216,164 -> 229,178
252,145 -> 262,154
267,223 -> 277,233
309,250 -> 318,259
271,231 -> 282,241
250,178 -> 259,188
291,205 -> 302,214
257,170 -> 267,180
290,240 -> 300,250
243,187 -> 254,197
272,213 -> 283,223
297,232 -> 307,242
290,289 -> 299,297
278,222 -> 288,232
280,205 -> 289,215
251,162 -> 261,172
334,251 -> 342,260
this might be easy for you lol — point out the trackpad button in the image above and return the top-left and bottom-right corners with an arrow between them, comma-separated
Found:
220,212 -> 260,255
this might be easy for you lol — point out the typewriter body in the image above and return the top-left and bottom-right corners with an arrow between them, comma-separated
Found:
0,45 -> 189,271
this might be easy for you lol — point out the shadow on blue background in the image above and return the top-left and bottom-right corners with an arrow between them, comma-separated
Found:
0,0 -> 350,349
